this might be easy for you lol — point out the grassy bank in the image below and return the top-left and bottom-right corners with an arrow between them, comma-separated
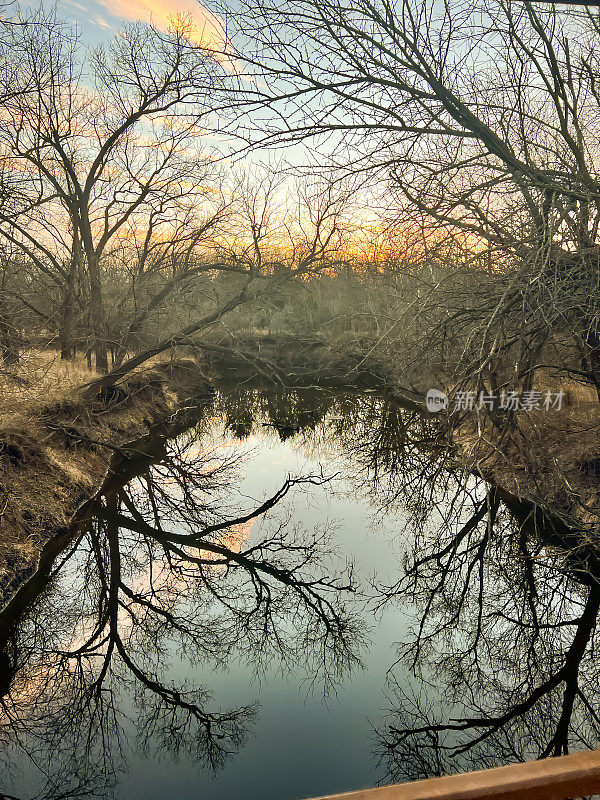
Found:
0,351 -> 212,587
449,376 -> 600,536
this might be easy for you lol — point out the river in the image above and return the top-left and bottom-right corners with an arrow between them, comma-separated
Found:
1,386 -> 599,799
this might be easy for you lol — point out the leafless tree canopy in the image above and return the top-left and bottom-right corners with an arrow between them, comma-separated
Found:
220,0 -> 600,396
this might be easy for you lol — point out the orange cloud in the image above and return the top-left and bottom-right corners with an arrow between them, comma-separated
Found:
97,0 -> 227,50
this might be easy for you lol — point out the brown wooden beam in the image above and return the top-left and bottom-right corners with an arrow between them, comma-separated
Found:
305,749 -> 600,800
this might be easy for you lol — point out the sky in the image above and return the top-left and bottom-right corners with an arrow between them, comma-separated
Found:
47,0 -> 223,48
18,0 -> 388,223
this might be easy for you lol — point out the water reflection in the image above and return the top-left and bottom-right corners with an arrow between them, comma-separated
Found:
0,394 -> 362,798
218,387 -> 600,781
372,449 -> 600,781
0,386 -> 599,798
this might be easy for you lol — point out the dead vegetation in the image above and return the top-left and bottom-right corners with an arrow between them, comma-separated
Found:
456,381 -> 600,536
0,350 -> 212,587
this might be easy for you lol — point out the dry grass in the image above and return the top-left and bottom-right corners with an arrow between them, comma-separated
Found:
531,368 -> 599,405
0,348 -> 99,409
0,350 -> 182,587
456,383 -> 600,531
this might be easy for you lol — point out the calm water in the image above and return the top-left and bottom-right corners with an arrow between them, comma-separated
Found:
1,387 -> 599,799
119,427 -> 409,800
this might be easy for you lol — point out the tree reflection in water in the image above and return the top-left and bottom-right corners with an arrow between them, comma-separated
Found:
2,386 -> 600,798
369,434 -> 600,781
236,387 -> 600,782
0,395 -> 362,798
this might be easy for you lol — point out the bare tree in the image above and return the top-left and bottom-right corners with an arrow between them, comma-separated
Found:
81,168 -> 355,396
221,0 -> 600,397
0,10 -> 226,370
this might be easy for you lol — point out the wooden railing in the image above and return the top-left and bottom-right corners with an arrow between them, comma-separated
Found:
305,749 -> 600,800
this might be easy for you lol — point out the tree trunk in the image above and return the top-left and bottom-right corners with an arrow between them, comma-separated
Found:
0,312 -> 19,366
585,328 -> 600,401
59,258 -> 77,361
88,256 -> 108,373
113,345 -> 126,368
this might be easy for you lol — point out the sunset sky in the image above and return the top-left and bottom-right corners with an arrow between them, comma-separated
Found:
52,0 -> 222,47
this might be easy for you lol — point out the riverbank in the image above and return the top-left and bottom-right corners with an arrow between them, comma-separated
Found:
0,353 -> 213,588
2,343 -> 600,596
0,334 -> 394,591
457,399 -> 600,532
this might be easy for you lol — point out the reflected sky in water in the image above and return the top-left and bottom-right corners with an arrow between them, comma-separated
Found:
120,426 -> 414,800
3,391 -> 419,800
3,386 -> 599,800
